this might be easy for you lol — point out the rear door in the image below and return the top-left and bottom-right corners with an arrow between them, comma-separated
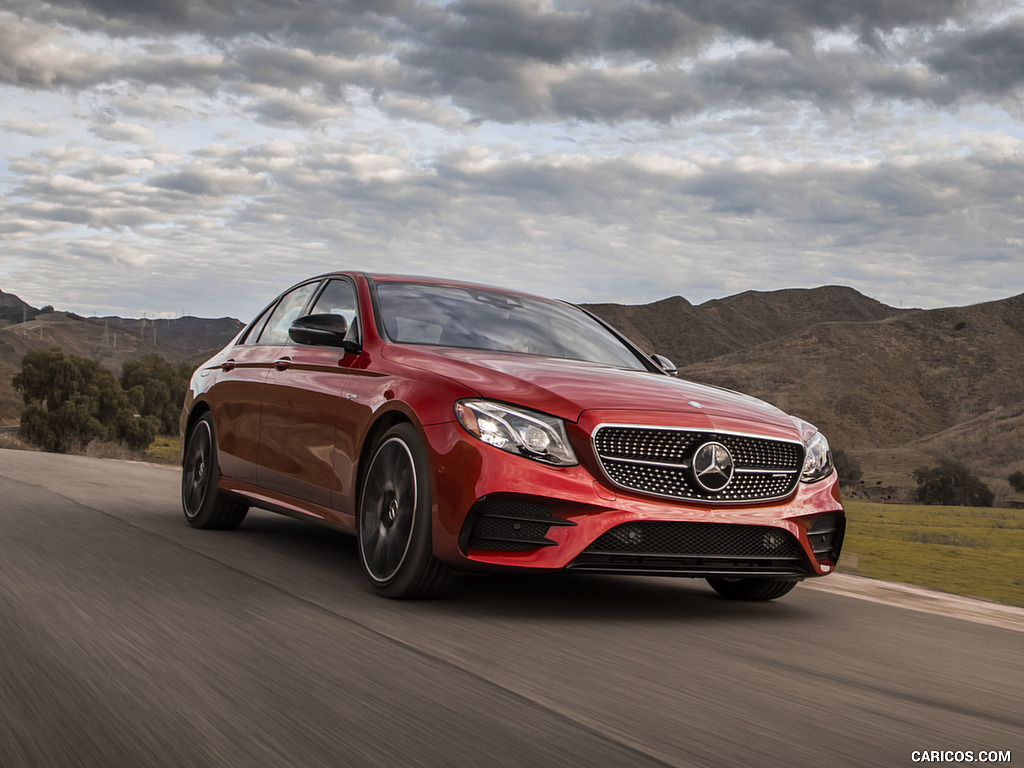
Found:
208,301 -> 281,485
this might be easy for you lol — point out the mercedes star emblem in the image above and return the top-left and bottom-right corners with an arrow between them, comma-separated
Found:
692,441 -> 735,492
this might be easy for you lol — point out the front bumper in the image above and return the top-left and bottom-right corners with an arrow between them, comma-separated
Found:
422,419 -> 845,579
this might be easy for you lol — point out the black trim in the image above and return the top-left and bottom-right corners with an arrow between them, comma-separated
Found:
460,496 -> 576,553
306,276 -> 363,350
567,556 -> 808,578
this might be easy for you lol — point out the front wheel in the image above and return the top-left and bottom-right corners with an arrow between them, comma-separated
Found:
358,423 -> 452,599
181,413 -> 248,530
706,577 -> 798,601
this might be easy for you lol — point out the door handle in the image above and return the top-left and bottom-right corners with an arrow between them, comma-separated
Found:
221,359 -> 236,371
274,357 -> 292,371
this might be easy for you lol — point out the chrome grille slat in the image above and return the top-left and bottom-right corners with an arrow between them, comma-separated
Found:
593,425 -> 804,504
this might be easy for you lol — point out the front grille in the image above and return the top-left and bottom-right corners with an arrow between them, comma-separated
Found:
570,521 -> 809,577
807,514 -> 845,563
593,425 -> 804,503
463,497 -> 575,552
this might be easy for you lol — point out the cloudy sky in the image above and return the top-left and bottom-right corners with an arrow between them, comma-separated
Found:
1,0 -> 1023,320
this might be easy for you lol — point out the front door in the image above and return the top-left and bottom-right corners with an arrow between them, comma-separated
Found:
257,278 -> 359,513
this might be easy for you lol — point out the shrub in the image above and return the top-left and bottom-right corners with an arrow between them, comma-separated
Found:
1009,471 -> 1024,493
121,353 -> 190,434
13,349 -> 158,453
832,448 -> 862,484
913,459 -> 994,507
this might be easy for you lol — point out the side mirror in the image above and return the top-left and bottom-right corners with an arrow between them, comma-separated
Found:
651,354 -> 677,376
289,314 -> 360,352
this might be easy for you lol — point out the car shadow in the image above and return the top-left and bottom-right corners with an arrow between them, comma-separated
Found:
443,572 -> 814,624
231,510 -> 816,624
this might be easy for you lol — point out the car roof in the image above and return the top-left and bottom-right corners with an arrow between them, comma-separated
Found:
321,271 -> 566,305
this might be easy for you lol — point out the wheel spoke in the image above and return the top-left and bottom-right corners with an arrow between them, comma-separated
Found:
385,532 -> 403,574
392,501 -> 413,543
381,446 -> 400,487
394,461 -> 412,497
370,529 -> 387,566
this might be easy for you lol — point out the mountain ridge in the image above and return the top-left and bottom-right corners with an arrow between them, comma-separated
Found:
1,286 -> 1020,496
582,285 -> 907,365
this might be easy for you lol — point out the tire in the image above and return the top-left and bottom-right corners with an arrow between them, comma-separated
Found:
706,577 -> 798,601
358,423 -> 453,599
181,413 -> 248,530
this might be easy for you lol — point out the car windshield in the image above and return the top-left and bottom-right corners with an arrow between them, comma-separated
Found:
375,282 -> 649,371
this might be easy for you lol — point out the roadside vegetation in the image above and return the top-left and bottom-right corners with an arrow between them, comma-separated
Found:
840,499 -> 1024,607
11,349 -> 189,457
912,459 -> 994,507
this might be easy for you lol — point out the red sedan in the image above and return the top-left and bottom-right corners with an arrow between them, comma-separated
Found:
181,273 -> 844,600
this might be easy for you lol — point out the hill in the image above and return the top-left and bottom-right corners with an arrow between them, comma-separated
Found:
584,289 -> 1024,499
584,285 -> 904,364
665,294 -> 1024,449
1,286 -> 1021,501
0,308 -> 243,425
0,289 -> 43,327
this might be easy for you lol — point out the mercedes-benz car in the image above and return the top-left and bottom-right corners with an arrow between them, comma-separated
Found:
180,272 -> 844,600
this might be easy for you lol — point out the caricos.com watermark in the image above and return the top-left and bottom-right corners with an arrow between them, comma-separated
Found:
912,751 -> 1012,763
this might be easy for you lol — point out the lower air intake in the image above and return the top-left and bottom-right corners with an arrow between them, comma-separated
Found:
570,521 -> 810,577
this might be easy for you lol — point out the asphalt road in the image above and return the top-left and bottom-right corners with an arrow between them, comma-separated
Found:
1,449 -> 1020,768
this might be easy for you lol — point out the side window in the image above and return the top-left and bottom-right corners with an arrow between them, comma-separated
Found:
309,279 -> 360,342
255,282 -> 319,345
238,303 -> 275,345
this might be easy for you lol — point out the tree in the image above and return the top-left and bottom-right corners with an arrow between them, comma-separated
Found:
913,459 -> 994,507
831,448 -> 862,485
1009,471 -> 1024,493
120,354 -> 190,434
13,349 -> 158,452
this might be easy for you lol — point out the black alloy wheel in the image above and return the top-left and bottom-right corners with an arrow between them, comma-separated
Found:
358,423 -> 452,599
181,413 -> 248,530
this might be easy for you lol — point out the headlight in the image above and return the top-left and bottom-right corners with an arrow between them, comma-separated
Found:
455,399 -> 578,466
801,431 -> 834,483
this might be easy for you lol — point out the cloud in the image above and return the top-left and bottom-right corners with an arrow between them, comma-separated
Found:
6,124 -> 1021,314
1,119 -> 61,137
0,12 -> 118,88
927,17 -> 1024,96
3,1 -> 1019,124
1,0 -> 1023,319
90,120 -> 156,144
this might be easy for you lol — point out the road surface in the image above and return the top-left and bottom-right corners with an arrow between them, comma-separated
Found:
0,449 -> 1020,767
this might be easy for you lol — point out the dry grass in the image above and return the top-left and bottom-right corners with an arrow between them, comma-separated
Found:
0,431 -> 180,466
0,430 -> 38,453
145,436 -> 181,464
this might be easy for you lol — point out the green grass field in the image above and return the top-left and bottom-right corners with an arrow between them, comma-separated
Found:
840,498 -> 1024,607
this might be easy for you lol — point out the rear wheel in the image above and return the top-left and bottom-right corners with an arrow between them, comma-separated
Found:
706,577 -> 798,601
181,413 -> 248,530
358,423 -> 452,599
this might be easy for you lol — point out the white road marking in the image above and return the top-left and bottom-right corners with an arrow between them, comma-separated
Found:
804,572 -> 1024,633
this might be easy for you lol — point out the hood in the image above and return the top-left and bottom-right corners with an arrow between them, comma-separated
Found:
382,345 -> 800,433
